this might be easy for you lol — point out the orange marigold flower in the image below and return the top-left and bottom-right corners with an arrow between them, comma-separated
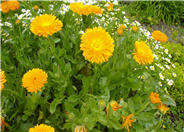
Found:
33,5 -> 39,10
1,117 -> 9,131
132,26 -> 138,32
90,5 -> 103,14
7,0 -> 20,11
29,124 -> 54,132
132,41 -> 153,65
74,125 -> 87,132
80,27 -> 114,64
110,100 -> 122,111
30,14 -> 63,37
107,2 -> 113,11
149,92 -> 161,104
70,2 -> 102,15
152,30 -> 168,42
106,100 -> 122,116
157,103 -> 169,114
120,24 -> 126,29
0,1 -> 9,13
22,68 -> 48,93
122,114 -> 136,132
0,69 -> 6,90
117,27 -> 123,35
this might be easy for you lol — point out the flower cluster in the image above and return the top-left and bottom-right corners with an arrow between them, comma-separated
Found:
0,0 -> 20,13
80,27 -> 114,64
30,14 -> 63,37
70,2 -> 103,15
152,30 -> 168,43
133,41 -> 154,65
122,114 -> 136,132
22,68 -> 48,93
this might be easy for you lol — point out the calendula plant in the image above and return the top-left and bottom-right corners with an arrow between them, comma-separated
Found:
1,0 -> 177,132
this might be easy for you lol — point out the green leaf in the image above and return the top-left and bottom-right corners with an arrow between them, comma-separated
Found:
136,112 -> 155,121
162,95 -> 176,106
50,97 -> 64,114
108,118 -> 122,130
128,98 -> 135,113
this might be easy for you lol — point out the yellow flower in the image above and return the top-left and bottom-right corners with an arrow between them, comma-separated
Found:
7,0 -> 20,11
29,124 -> 55,132
80,27 -> 114,64
16,19 -> 20,24
0,1 -> 9,13
74,125 -> 87,132
152,30 -> 168,42
70,2 -> 102,15
149,92 -> 161,104
157,103 -> 169,114
117,27 -> 123,35
107,2 -> 113,11
22,68 -> 48,93
30,14 -> 63,37
132,26 -> 138,32
132,41 -> 153,65
122,114 -> 136,132
0,69 -> 6,90
33,5 -> 39,10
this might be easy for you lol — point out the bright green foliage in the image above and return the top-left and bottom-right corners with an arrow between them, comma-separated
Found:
162,43 -> 184,118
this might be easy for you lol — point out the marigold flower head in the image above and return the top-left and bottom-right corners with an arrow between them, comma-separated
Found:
120,24 -> 126,29
157,103 -> 169,114
80,27 -> 114,64
106,100 -> 122,116
122,114 -> 136,132
0,69 -> 6,90
30,14 -> 63,37
70,2 -> 103,15
33,5 -> 39,10
132,41 -> 153,65
107,2 -> 113,11
152,30 -> 168,42
149,92 -> 161,104
117,27 -> 123,35
74,125 -> 87,132
89,5 -> 103,14
132,26 -> 138,32
0,1 -> 9,13
110,100 -> 122,111
29,124 -> 55,132
22,68 -> 48,93
7,0 -> 20,11
16,19 -> 20,24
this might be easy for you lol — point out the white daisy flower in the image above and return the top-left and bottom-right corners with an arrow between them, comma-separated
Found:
159,73 -> 164,80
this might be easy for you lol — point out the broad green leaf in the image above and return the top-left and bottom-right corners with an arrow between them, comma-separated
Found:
50,98 -> 64,114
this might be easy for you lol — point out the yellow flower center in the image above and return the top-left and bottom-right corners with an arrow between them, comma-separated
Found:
91,39 -> 103,50
42,21 -> 51,27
